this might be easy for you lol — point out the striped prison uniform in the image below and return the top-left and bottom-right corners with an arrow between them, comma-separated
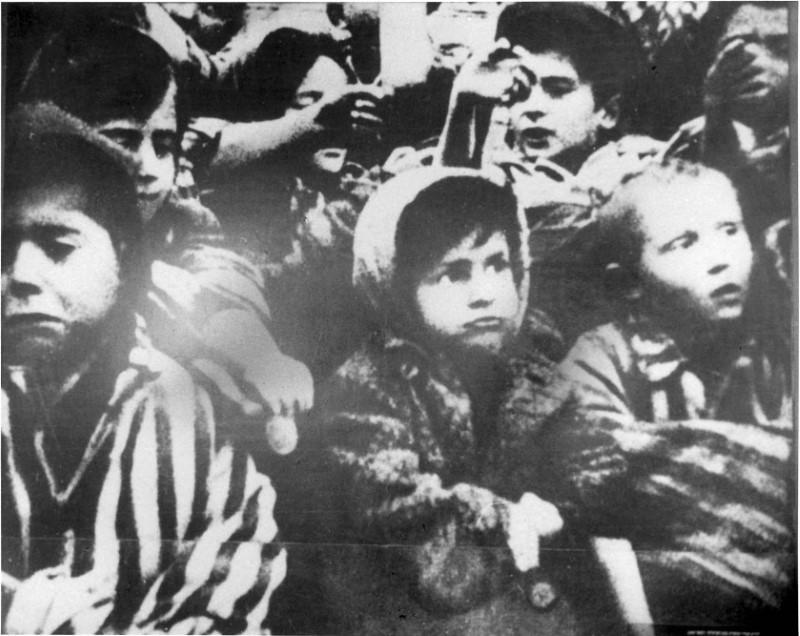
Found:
1,339 -> 286,634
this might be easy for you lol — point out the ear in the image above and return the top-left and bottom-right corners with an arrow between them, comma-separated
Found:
596,93 -> 621,132
604,262 -> 641,301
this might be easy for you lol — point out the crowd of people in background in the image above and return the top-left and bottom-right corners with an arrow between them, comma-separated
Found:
1,2 -> 794,634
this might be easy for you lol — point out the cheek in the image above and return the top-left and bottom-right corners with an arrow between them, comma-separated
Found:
61,253 -> 121,325
415,283 -> 464,332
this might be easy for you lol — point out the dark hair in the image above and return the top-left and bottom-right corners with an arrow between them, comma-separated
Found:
236,28 -> 351,121
394,176 -> 522,302
496,3 -> 642,108
4,133 -> 141,271
20,24 -> 186,135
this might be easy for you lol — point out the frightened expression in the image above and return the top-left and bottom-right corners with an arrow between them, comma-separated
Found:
638,174 -> 753,324
414,230 -> 520,354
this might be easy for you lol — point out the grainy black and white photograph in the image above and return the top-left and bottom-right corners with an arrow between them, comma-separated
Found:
1,2 -> 796,634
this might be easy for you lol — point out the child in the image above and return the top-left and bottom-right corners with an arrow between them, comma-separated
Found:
20,22 -> 313,435
2,108 -> 285,634
541,158 -> 794,630
438,2 -> 641,175
273,168 -> 625,635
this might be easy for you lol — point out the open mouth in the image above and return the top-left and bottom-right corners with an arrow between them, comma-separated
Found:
518,127 -> 552,149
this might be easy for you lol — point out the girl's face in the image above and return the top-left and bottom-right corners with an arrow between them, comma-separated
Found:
413,230 -> 520,355
636,174 -> 753,325
289,55 -> 349,110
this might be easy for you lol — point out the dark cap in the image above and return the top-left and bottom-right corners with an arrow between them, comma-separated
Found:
496,2 -> 642,102
5,102 -> 141,249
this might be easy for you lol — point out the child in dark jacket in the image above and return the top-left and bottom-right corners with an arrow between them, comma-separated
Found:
540,158 -> 794,631
273,167 -> 624,635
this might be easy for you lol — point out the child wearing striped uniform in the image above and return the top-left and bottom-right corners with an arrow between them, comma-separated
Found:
540,159 -> 794,630
2,110 -> 285,634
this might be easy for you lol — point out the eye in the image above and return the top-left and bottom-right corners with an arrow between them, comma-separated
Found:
487,254 -> 511,273
541,78 -> 576,98
101,129 -> 140,152
440,263 -> 470,284
720,222 -> 741,236
153,133 -> 177,159
662,232 -> 697,253
43,237 -> 78,261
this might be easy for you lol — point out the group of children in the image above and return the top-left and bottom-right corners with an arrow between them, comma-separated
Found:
2,2 -> 794,634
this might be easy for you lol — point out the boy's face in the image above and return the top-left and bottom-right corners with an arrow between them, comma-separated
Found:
508,48 -> 614,171
97,80 -> 178,222
2,182 -> 121,367
414,229 -> 519,355
637,175 -> 753,325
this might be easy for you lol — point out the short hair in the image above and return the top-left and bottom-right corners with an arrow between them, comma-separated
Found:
592,159 -> 738,275
394,176 -> 522,301
20,24 -> 186,134
496,3 -> 642,108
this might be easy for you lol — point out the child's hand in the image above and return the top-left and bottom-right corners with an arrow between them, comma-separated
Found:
309,84 -> 386,141
451,38 -> 524,106
506,492 -> 563,572
704,36 -> 788,125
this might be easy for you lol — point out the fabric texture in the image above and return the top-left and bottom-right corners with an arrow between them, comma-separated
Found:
2,332 -> 285,634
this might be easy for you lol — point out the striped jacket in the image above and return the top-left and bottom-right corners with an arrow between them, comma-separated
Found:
539,320 -> 795,627
2,335 -> 285,634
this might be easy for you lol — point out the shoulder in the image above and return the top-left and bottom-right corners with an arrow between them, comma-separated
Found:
562,323 -> 634,373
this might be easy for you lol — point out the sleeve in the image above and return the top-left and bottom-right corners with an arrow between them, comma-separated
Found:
542,339 -> 794,615
129,445 -> 286,634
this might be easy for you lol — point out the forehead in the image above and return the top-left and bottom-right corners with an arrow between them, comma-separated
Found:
7,184 -> 108,239
98,80 -> 178,132
633,175 -> 742,241
438,229 -> 510,263
722,4 -> 788,39
514,48 -> 581,79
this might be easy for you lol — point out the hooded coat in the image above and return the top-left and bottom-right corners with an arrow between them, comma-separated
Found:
272,168 -> 622,635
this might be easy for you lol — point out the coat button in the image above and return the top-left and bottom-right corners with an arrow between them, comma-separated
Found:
527,580 -> 558,611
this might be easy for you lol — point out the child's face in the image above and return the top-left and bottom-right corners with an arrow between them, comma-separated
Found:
508,48 -> 611,171
97,80 -> 178,223
637,175 -> 753,325
414,229 -> 519,354
2,182 -> 121,366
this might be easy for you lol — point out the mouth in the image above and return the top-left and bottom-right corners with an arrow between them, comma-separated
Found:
711,283 -> 743,303
4,313 -> 64,329
138,190 -> 165,202
463,317 -> 504,331
518,127 -> 553,149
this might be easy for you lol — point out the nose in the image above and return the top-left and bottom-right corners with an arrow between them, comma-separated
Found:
4,241 -> 48,298
517,83 -> 548,119
468,269 -> 496,308
136,138 -> 160,185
